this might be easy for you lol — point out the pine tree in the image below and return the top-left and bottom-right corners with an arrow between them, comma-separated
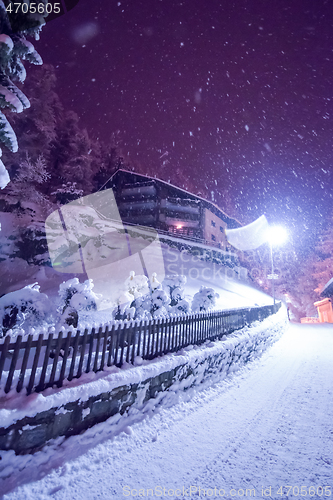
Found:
0,65 -> 95,293
2,65 -> 97,204
92,139 -> 127,191
0,61 -> 130,295
0,0 -> 48,188
49,110 -> 95,202
4,64 -> 62,167
284,215 -> 333,320
0,153 -> 52,273
286,253 -> 319,320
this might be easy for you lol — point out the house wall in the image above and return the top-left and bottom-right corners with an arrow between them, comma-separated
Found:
314,298 -> 333,323
203,209 -> 227,248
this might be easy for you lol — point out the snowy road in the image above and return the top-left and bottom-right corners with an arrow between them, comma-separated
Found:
2,322 -> 333,499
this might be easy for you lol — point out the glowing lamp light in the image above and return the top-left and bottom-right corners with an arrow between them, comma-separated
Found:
176,224 -> 183,229
266,226 -> 287,247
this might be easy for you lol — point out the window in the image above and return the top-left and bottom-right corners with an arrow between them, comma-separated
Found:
211,234 -> 216,241
220,226 -> 224,232
211,220 -> 216,227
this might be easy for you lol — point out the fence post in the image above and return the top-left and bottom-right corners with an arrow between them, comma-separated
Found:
114,323 -> 122,366
68,329 -> 81,381
107,324 -> 116,367
5,334 -> 22,394
131,321 -> 137,364
100,325 -> 109,371
37,333 -> 54,392
136,320 -> 143,359
125,322 -> 133,364
27,333 -> 44,395
0,335 -> 11,385
93,327 -> 103,372
165,317 -> 170,352
150,319 -> 157,359
86,327 -> 95,373
142,319 -> 147,359
77,328 -> 88,378
119,322 -> 127,366
155,318 -> 161,357
16,334 -> 33,393
48,331 -> 63,388
58,331 -> 72,387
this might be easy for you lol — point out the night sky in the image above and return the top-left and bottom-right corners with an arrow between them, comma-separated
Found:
36,0 -> 333,253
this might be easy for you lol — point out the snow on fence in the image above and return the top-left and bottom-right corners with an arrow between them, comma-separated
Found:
0,303 -> 281,396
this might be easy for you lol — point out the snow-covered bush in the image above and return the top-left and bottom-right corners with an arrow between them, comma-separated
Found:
114,273 -> 221,320
58,278 -> 99,312
150,286 -> 170,317
57,278 -> 100,327
163,275 -> 186,305
171,297 -> 191,315
163,275 -> 190,314
114,271 -> 171,320
192,286 -> 220,313
124,271 -> 150,298
128,294 -> 151,320
131,273 -> 170,318
0,283 -> 53,337
150,272 -> 161,290
113,290 -> 135,320
113,271 -> 150,320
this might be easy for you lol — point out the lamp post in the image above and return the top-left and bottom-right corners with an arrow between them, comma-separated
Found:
266,226 -> 287,306
269,240 -> 275,305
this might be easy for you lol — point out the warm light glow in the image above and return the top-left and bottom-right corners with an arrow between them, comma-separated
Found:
176,224 -> 182,229
266,226 -> 288,246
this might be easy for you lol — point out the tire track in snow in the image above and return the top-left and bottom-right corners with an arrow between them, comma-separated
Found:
189,325 -> 333,496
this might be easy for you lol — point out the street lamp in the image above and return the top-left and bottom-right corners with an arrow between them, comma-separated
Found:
266,226 -> 287,305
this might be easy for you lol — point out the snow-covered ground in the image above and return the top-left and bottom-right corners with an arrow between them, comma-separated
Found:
160,244 -> 270,310
1,321 -> 332,499
73,243 -> 272,326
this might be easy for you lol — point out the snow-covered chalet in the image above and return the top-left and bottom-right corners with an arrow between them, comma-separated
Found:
102,170 -> 241,250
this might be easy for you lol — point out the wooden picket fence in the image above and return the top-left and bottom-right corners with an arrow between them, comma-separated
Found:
0,302 -> 281,396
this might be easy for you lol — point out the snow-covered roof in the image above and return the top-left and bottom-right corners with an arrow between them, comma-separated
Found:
105,169 -> 242,228
320,277 -> 333,298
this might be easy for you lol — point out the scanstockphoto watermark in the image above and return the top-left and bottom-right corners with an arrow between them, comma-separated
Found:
123,485 -> 257,497
238,246 -> 298,284
164,246 -> 247,283
123,485 -> 332,497
239,247 -> 297,267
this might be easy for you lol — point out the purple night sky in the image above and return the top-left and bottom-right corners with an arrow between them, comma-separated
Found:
36,0 -> 333,252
